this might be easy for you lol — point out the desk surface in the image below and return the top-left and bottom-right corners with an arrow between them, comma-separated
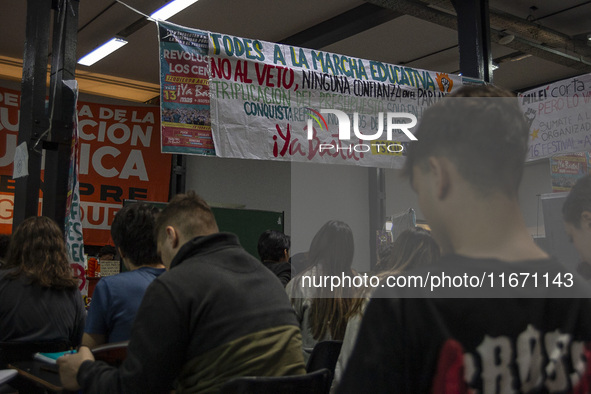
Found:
8,360 -> 62,392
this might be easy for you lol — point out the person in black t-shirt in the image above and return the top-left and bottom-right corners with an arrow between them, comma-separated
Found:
338,85 -> 591,393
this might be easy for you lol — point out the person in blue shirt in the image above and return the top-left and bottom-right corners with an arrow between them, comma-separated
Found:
82,203 -> 165,348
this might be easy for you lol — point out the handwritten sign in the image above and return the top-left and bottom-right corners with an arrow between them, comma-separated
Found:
158,22 -> 476,168
520,74 -> 591,161
98,259 -> 120,277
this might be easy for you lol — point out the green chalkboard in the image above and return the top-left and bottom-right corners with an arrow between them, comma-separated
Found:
123,199 -> 284,260
212,207 -> 284,259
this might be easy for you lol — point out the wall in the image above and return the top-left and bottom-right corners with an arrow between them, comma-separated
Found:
0,79 -> 20,91
518,160 -> 552,237
384,168 -> 422,222
0,78 -> 153,107
384,160 -> 553,237
290,162 -> 371,272
185,154 -> 291,227
185,157 -> 373,272
184,156 -> 555,272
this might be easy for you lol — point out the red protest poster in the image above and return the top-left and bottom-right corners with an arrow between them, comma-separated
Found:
0,88 -> 20,235
0,86 -> 172,245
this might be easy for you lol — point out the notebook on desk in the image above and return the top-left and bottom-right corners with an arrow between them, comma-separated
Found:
33,350 -> 76,364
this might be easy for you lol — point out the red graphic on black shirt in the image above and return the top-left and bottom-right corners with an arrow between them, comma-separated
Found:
431,339 -> 471,394
572,343 -> 591,393
432,338 -> 591,393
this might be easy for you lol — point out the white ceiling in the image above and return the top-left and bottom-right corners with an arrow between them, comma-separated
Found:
1,0 -> 590,102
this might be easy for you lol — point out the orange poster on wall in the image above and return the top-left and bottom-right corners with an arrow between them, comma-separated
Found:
0,86 -> 171,245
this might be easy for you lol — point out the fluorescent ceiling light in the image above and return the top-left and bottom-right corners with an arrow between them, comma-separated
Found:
78,38 -> 128,66
511,54 -> 532,62
150,0 -> 199,21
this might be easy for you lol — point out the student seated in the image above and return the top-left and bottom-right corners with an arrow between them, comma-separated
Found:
97,244 -> 116,262
333,227 -> 440,389
82,203 -> 165,348
258,230 -> 292,287
286,220 -> 364,363
563,174 -> 591,279
58,191 -> 306,393
0,217 -> 85,351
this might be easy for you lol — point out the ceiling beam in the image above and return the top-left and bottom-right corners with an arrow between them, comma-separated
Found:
0,55 -> 159,102
491,30 -> 591,71
431,0 -> 591,57
365,0 -> 591,73
279,3 -> 402,50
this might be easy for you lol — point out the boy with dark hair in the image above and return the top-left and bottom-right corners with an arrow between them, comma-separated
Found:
258,230 -> 291,287
82,203 -> 165,348
339,85 -> 591,393
59,191 -> 305,393
97,245 -> 116,261
563,174 -> 591,277
403,85 -> 530,199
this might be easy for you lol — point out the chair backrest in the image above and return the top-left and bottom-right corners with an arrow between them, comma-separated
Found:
91,341 -> 129,366
220,368 -> 331,394
306,340 -> 343,375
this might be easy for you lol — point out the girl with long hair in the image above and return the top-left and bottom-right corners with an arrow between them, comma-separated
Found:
372,226 -> 440,281
0,216 -> 85,349
286,220 -> 365,360
332,227 -> 440,389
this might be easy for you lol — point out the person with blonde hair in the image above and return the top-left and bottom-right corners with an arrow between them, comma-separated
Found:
372,227 -> 440,279
286,220 -> 365,362
332,227 -> 440,389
